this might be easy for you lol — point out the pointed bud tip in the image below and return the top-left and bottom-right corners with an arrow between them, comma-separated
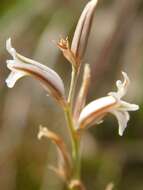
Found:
71,0 -> 98,59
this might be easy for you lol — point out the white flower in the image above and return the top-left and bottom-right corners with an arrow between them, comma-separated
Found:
78,72 -> 139,136
6,38 -> 66,107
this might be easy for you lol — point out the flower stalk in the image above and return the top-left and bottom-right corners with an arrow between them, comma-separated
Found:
5,1 -> 139,190
64,104 -> 81,180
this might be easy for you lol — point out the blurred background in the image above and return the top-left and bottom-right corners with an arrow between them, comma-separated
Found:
0,0 -> 143,189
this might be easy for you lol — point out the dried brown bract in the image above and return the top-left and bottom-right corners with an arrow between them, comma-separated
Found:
38,126 -> 71,180
57,37 -> 79,69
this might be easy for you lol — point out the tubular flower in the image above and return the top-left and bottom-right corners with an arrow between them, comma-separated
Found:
78,72 -> 139,136
6,38 -> 66,107
71,0 -> 98,60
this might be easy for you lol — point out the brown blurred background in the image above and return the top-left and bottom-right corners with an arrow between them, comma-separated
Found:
0,0 -> 143,190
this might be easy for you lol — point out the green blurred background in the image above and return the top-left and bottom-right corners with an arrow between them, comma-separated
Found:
0,0 -> 143,189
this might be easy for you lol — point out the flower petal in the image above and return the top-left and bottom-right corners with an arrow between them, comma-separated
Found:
110,110 -> 130,136
5,71 -> 25,88
108,72 -> 130,99
6,38 -> 16,58
78,96 -> 117,129
118,100 -> 139,111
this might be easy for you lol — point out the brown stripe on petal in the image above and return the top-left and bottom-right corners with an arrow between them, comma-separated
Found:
71,0 -> 98,59
16,53 -> 65,90
14,66 -> 66,107
71,2 -> 90,58
79,97 -> 117,129
16,53 -> 47,67
16,53 -> 65,93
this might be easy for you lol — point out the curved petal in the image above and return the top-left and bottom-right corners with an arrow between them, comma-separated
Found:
119,101 -> 139,111
108,72 -> 130,99
5,71 -> 26,88
6,38 -> 66,106
78,96 -> 117,129
110,110 -> 129,136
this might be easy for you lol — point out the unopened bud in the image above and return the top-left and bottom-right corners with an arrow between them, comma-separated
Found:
71,0 -> 98,59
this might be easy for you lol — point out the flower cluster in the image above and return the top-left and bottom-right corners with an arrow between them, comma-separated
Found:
5,0 -> 139,189
6,38 -> 139,136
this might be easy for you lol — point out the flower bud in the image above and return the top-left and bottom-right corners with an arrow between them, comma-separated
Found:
71,0 -> 98,59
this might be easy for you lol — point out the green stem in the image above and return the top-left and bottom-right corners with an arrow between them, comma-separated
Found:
64,105 -> 80,179
65,65 -> 81,190
68,66 -> 78,107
